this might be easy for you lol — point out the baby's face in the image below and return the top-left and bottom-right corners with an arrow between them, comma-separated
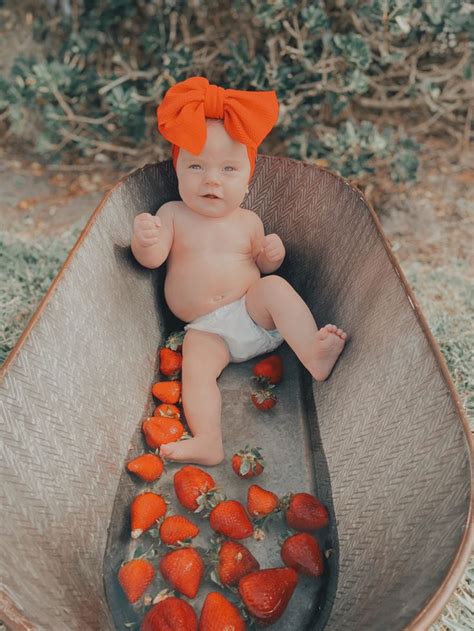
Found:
175,119 -> 251,218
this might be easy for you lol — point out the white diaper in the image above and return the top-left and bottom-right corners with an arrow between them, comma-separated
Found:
184,296 -> 284,363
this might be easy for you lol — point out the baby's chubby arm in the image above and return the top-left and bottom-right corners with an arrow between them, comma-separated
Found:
250,213 -> 285,274
131,202 -> 174,268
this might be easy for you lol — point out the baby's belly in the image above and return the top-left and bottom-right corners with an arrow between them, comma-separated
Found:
164,256 -> 261,322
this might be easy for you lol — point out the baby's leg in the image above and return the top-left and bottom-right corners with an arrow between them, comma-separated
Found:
160,329 -> 230,465
245,276 -> 347,381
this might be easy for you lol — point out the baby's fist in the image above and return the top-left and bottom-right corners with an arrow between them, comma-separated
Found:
133,212 -> 162,247
261,233 -> 285,262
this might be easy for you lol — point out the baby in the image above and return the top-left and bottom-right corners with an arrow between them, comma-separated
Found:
131,77 -> 347,466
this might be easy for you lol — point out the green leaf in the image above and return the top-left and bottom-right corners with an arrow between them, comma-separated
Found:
133,546 -> 144,559
333,34 -> 372,70
240,460 -> 251,475
148,528 -> 160,538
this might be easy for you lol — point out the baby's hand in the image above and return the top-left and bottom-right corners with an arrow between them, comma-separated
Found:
261,233 -> 285,262
133,212 -> 162,247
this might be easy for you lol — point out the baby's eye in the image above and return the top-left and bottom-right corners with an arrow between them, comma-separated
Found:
224,166 -> 236,172
189,164 -> 202,170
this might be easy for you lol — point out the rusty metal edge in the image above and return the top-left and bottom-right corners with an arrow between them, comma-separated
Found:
0,589 -> 37,631
1,157 -> 472,631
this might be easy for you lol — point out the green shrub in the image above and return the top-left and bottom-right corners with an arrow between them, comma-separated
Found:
1,0 -> 472,182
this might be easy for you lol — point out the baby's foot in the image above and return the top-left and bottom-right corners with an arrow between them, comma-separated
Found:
160,436 -> 224,466
309,324 -> 348,381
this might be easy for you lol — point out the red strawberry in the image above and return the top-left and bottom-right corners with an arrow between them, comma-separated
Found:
159,515 -> 200,546
217,540 -> 260,586
152,381 -> 181,404
141,596 -> 197,631
253,354 -> 283,385
199,592 -> 246,631
126,453 -> 164,482
280,532 -> 324,577
159,347 -> 183,377
165,330 -> 186,352
284,492 -> 329,531
118,558 -> 155,604
247,484 -> 279,519
209,500 -> 253,540
131,492 -> 167,539
251,388 -> 277,411
143,416 -> 185,448
174,465 -> 222,513
231,446 -> 265,478
238,568 -> 298,625
159,547 -> 204,598
154,403 -> 181,419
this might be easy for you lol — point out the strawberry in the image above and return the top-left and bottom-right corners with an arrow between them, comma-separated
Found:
199,592 -> 246,631
117,558 -> 155,604
251,387 -> 277,411
152,380 -> 181,404
231,446 -> 265,478
130,492 -> 167,539
159,547 -> 204,599
159,515 -> 200,546
165,330 -> 186,352
141,596 -> 197,631
154,403 -> 181,419
209,500 -> 253,540
252,354 -> 283,385
280,532 -> 324,577
143,416 -> 185,448
238,567 -> 298,625
217,540 -> 260,586
159,347 -> 183,378
247,484 -> 279,519
126,453 -> 164,482
174,465 -> 222,514
284,492 -> 329,531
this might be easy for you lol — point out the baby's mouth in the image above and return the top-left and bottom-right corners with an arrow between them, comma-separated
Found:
202,194 -> 221,199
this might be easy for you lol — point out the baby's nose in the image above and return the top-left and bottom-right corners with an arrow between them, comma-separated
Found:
204,170 -> 221,185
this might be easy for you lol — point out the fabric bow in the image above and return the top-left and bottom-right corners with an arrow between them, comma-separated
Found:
156,76 -> 279,179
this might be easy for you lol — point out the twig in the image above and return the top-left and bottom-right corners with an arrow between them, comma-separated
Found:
46,163 -> 114,172
169,11 -> 178,47
462,102 -> 472,151
98,70 -> 159,96
357,96 -> 427,109
59,129 -> 140,156
46,112 -> 115,126
50,83 -> 75,119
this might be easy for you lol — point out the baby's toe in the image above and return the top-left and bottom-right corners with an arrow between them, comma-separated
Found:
316,328 -> 329,341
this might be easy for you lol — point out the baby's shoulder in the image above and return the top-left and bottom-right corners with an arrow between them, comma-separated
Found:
238,206 -> 262,222
156,200 -> 187,228
238,207 -> 264,231
156,200 -> 180,217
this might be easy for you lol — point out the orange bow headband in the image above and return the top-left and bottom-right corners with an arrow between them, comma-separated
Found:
156,76 -> 279,180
